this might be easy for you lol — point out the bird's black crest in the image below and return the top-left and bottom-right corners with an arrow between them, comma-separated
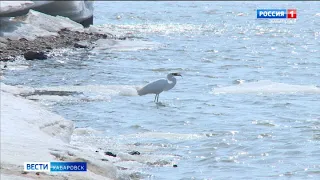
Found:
171,73 -> 181,76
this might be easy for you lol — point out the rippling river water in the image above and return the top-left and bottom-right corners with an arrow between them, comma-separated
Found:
3,1 -> 320,179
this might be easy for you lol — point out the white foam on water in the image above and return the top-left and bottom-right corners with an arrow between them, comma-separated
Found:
212,80 -> 320,94
93,39 -> 161,52
121,132 -> 205,141
99,23 -> 219,35
26,94 -> 78,102
70,129 -> 180,176
1,57 -> 30,71
87,25 -> 124,38
73,127 -> 103,136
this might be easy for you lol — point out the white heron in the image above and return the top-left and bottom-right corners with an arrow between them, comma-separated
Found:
137,73 -> 182,102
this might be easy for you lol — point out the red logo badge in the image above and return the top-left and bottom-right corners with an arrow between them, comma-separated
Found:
287,9 -> 297,19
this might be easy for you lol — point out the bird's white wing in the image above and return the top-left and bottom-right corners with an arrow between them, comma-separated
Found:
137,79 -> 167,96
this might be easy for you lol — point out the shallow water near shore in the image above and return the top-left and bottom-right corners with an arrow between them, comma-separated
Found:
2,1 -> 320,179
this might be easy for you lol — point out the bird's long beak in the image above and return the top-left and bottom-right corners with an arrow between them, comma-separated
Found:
172,72 -> 182,77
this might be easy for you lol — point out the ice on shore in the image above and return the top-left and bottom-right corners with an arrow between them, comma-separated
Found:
0,84 -> 117,179
1,91 -> 67,163
0,1 -> 34,15
0,1 -> 54,15
1,10 -> 84,40
0,8 -> 160,53
0,83 -> 180,179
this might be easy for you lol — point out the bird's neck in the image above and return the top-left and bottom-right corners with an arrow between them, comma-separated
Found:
164,77 -> 176,91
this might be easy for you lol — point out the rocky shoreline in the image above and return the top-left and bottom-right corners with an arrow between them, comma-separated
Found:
0,28 -> 128,61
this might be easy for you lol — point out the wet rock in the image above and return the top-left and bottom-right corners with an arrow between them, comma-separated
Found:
104,151 -> 117,157
0,37 -> 8,43
128,151 -> 141,155
36,172 -> 40,175
0,26 -> 130,61
19,90 -> 80,97
95,150 -> 99,153
60,28 -> 70,32
101,158 -> 108,161
118,167 -> 128,170
1,64 -> 8,70
21,172 -> 28,174
24,51 -> 47,60
0,42 -> 7,48
101,34 -> 108,39
66,40 -> 73,45
173,164 -> 178,168
74,41 -> 89,48
0,56 -> 14,62
147,160 -> 170,166
19,38 -> 28,42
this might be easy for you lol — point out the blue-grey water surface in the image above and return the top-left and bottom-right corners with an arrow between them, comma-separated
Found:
2,1 -> 320,179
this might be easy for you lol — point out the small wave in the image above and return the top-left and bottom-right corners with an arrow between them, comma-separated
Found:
151,67 -> 185,72
98,23 -> 219,35
122,132 -> 205,141
0,83 -> 35,95
233,79 -> 245,84
73,127 -> 102,136
212,80 -> 320,94
36,84 -> 141,97
2,83 -> 142,103
93,39 -> 161,52
252,120 -> 276,127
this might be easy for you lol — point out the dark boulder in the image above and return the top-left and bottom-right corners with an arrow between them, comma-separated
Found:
74,41 -> 89,48
128,151 -> 140,155
24,51 -> 47,60
104,151 -> 117,157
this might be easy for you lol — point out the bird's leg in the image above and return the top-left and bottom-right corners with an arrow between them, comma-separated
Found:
157,94 -> 159,102
154,94 -> 157,102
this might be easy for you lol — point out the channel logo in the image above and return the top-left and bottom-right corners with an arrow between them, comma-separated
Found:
257,9 -> 297,19
24,162 -> 87,172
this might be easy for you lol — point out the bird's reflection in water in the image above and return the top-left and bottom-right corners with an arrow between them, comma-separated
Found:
155,102 -> 167,108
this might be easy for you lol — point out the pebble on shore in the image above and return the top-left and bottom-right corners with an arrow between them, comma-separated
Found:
0,28 -> 117,61
0,10 -> 128,61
